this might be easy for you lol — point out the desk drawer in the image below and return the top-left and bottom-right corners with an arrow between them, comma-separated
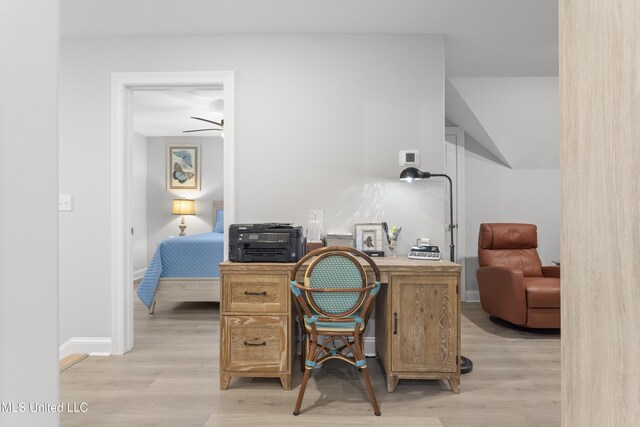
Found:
224,273 -> 288,314
222,315 -> 287,372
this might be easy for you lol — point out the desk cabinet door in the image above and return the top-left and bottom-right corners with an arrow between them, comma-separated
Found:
390,275 -> 458,373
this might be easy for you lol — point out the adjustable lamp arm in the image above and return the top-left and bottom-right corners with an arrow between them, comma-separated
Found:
428,173 -> 455,263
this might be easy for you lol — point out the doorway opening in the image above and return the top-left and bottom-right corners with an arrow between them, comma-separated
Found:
110,72 -> 235,355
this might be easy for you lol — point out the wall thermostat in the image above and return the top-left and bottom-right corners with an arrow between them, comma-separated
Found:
399,150 -> 420,166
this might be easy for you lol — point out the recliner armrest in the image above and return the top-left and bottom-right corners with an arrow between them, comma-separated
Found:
541,266 -> 560,278
476,266 -> 526,325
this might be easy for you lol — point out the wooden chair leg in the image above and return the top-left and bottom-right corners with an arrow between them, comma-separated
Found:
294,366 -> 311,415
294,332 -> 316,415
353,332 -> 381,416
360,366 -> 381,416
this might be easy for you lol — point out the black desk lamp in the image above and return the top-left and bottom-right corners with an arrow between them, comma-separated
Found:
399,167 -> 473,374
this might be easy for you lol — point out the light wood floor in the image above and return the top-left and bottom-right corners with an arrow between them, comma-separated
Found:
60,300 -> 560,426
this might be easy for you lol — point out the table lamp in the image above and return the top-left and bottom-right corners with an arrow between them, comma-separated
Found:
171,198 -> 195,236
399,167 -> 473,374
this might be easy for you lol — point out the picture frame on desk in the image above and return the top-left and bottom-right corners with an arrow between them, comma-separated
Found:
355,223 -> 384,254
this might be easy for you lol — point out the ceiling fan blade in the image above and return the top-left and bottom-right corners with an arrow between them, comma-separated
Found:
182,128 -> 222,133
191,116 -> 223,127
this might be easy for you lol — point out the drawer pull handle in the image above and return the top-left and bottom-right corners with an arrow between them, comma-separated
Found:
244,291 -> 267,296
244,339 -> 267,346
393,312 -> 398,335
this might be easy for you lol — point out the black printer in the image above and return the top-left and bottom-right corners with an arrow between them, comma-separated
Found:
229,223 -> 304,262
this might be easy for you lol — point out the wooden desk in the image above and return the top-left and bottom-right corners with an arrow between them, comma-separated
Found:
219,258 -> 461,393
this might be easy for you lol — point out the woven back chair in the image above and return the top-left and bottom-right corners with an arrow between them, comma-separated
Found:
289,246 -> 381,416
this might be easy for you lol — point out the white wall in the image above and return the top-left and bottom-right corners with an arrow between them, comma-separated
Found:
146,136 -> 223,261
0,1 -> 59,426
59,34 -> 445,346
464,138 -> 560,300
132,132 -> 148,276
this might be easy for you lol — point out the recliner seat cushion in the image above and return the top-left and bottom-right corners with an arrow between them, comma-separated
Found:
524,277 -> 560,308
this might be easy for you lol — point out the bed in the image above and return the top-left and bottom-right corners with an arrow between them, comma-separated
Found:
137,201 -> 224,314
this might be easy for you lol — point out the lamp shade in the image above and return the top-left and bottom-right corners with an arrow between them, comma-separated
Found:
171,199 -> 195,215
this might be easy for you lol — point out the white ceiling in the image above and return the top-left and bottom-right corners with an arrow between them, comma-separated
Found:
63,0 -> 559,163
132,89 -> 224,137
61,0 -> 558,77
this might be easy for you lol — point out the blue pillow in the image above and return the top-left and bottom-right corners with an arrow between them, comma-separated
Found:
214,210 -> 224,233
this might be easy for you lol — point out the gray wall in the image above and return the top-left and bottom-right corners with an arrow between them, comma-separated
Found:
59,34 -> 445,346
146,136 -> 223,262
0,1 -> 59,426
463,138 -> 560,300
132,134 -> 223,275
132,132 -> 148,276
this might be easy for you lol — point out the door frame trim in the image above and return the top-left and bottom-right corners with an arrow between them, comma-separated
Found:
445,126 -> 467,300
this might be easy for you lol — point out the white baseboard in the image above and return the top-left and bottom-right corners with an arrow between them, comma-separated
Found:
133,268 -> 147,281
59,337 -> 112,359
364,337 -> 376,357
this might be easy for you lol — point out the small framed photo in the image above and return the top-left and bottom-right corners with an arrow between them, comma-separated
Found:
167,145 -> 200,190
355,223 -> 384,252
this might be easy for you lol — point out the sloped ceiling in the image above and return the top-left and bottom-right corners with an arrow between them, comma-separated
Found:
447,77 -> 559,169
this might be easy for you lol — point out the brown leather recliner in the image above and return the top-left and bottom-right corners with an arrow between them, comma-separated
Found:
476,223 -> 560,328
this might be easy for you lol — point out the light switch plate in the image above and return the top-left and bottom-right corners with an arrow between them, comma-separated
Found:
59,194 -> 73,212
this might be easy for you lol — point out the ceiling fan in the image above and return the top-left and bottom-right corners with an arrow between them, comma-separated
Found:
182,116 -> 224,133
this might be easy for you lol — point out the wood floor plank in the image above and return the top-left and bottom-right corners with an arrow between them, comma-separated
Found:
59,354 -> 88,372
60,300 -> 559,426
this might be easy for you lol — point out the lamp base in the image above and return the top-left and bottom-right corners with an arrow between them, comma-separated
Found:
178,217 -> 186,236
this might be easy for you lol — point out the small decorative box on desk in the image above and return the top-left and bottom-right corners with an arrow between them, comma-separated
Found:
305,240 -> 325,254
325,233 -> 354,248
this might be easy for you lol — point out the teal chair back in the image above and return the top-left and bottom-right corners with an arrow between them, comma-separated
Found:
306,252 -> 367,317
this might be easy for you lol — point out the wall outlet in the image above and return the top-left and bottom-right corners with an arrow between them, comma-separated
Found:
59,194 -> 73,212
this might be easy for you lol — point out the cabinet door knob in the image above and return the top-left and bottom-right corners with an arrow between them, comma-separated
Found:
393,313 -> 398,335
244,339 -> 267,346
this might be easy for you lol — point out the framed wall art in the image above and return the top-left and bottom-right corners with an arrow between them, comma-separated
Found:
354,223 -> 384,253
167,145 -> 200,190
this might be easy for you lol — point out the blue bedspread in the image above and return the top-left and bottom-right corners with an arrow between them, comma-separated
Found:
137,232 -> 224,308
